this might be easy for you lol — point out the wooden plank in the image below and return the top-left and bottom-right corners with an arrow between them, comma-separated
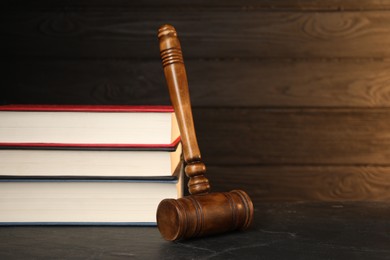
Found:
208,166 -> 390,201
2,60 -> 169,105
3,11 -> 390,58
5,0 -> 390,11
188,59 -> 390,107
4,59 -> 390,107
193,108 -> 390,165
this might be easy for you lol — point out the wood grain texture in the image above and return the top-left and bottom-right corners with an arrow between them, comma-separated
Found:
208,166 -> 390,202
5,0 -> 390,11
193,108 -> 390,165
4,0 -> 390,202
2,60 -> 169,105
3,11 -> 390,58
4,59 -> 390,107
187,59 -> 390,107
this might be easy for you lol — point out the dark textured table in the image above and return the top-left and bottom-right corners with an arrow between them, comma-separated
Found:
1,202 -> 389,259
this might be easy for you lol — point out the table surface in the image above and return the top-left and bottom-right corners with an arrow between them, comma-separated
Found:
1,202 -> 389,260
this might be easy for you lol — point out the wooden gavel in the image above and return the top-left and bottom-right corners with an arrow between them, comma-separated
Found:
156,25 -> 254,241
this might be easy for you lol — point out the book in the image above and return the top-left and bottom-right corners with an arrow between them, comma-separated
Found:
0,142 -> 182,178
0,162 -> 184,225
0,104 -> 183,225
0,105 -> 179,147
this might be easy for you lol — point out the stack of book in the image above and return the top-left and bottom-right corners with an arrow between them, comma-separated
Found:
0,105 -> 183,225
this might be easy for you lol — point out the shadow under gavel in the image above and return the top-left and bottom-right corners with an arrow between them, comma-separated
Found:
156,24 -> 254,241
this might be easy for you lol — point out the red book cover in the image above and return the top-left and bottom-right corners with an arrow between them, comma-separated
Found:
0,137 -> 181,150
0,104 -> 174,113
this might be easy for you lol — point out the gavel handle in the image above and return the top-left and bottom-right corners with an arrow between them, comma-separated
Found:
158,25 -> 210,195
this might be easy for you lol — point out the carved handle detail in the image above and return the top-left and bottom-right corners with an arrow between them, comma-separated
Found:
158,24 -> 210,195
160,48 -> 184,67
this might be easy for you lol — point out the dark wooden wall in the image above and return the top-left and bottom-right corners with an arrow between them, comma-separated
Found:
3,0 -> 390,201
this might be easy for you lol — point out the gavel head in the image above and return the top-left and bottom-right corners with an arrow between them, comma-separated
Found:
156,190 -> 254,241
